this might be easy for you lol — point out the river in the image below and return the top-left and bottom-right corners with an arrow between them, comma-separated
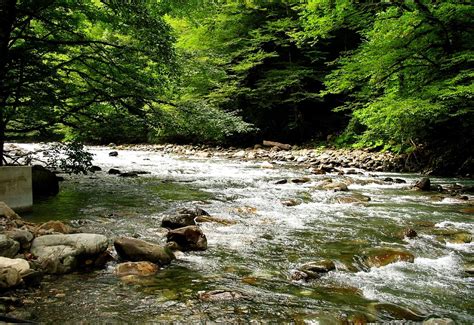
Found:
11,145 -> 474,323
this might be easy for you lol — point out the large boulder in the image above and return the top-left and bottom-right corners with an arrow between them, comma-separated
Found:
32,165 -> 59,197
30,233 -> 109,274
161,207 -> 209,229
166,226 -> 207,251
114,237 -> 175,266
0,235 -> 20,258
114,261 -> 159,277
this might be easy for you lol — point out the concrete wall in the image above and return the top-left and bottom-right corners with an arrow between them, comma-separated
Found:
0,166 -> 33,211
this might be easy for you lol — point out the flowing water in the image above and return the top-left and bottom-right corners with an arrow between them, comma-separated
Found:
11,145 -> 474,323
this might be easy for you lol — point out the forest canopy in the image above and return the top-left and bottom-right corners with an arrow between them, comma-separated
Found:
0,0 -> 472,174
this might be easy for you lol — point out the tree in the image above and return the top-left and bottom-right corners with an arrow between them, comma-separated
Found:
315,1 -> 473,155
0,0 -> 175,164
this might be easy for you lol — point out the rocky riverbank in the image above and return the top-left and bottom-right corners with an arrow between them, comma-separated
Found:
6,141 -> 472,177
105,141 -> 472,177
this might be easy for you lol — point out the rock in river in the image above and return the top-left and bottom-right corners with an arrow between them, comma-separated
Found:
293,260 -> 336,280
198,290 -> 245,302
114,237 -> 175,266
114,261 -> 159,277
413,177 -> 430,191
362,248 -> 415,268
166,226 -> 207,251
333,193 -> 370,204
314,179 -> 348,192
31,233 -> 109,274
161,207 -> 209,229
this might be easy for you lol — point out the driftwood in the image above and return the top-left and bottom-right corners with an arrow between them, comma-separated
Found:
262,140 -> 291,150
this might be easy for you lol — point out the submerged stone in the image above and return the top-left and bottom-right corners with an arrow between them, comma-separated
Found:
363,248 -> 415,268
369,303 -> 425,321
397,228 -> 418,239
114,261 -> 159,277
333,193 -> 371,204
198,290 -> 245,301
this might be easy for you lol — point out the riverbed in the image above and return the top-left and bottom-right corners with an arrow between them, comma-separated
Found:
10,145 -> 474,323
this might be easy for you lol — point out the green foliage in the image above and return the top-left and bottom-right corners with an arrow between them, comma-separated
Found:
319,1 -> 474,152
166,2 -> 347,143
0,0 -> 175,157
150,100 -> 254,144
46,141 -> 93,174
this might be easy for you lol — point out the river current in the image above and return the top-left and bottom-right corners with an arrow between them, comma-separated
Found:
12,145 -> 474,323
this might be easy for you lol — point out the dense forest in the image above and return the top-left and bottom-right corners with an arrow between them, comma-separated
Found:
0,0 -> 472,175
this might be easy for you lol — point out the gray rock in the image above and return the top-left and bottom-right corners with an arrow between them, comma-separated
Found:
0,235 -> 20,258
30,233 -> 109,274
109,151 -> 118,157
114,237 -> 175,266
5,229 -> 34,249
167,226 -> 207,251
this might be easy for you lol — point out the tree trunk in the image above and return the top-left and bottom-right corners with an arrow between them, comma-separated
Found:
0,0 -> 17,165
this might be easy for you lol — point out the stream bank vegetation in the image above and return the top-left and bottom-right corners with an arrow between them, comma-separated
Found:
0,1 -> 472,176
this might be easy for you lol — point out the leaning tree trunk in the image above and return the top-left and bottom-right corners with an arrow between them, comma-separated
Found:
0,0 -> 17,165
